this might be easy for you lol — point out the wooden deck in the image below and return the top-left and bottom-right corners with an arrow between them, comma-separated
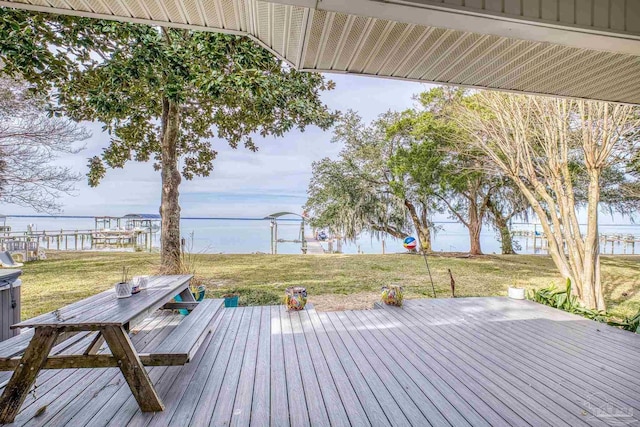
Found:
2,297 -> 640,426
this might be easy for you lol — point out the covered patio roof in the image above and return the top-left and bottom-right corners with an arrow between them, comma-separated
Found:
1,0 -> 639,104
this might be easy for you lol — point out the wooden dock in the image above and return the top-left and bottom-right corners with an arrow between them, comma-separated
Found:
2,296 -> 639,426
513,229 -> 640,254
305,236 -> 326,254
0,228 -> 154,254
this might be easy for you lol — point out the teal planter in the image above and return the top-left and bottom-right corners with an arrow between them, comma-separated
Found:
174,285 -> 206,315
224,295 -> 239,307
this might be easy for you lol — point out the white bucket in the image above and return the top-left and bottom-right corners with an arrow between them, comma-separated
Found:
508,286 -> 526,300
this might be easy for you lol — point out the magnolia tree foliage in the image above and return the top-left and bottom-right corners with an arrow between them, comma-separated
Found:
0,77 -> 89,212
458,92 -> 640,310
0,9 -> 337,270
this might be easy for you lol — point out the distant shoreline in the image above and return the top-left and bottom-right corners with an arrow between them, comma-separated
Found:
3,215 -> 637,227
5,214 -> 302,221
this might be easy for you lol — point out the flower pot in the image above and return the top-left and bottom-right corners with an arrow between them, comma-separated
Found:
381,285 -> 404,307
508,286 -> 525,300
284,287 -> 307,311
193,285 -> 206,302
224,295 -> 239,307
115,282 -> 132,298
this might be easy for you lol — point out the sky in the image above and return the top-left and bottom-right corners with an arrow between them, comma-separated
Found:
1,74 -> 434,218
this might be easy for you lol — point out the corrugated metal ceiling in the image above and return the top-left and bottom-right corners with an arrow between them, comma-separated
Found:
1,0 -> 639,104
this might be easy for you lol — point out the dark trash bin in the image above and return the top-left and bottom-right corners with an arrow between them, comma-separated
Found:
0,269 -> 21,341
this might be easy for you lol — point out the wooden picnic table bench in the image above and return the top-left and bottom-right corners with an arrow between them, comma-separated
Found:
0,274 -> 222,424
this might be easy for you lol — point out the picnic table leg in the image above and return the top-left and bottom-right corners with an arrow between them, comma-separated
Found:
0,326 -> 59,424
101,325 -> 164,412
178,287 -> 197,302
83,331 -> 105,355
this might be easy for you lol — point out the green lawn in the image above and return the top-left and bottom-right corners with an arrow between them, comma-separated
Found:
16,251 -> 640,320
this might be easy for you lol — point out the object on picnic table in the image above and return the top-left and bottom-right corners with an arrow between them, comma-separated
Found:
132,275 -> 149,291
285,286 -> 307,311
115,281 -> 132,298
381,285 -> 404,306
116,266 -> 132,298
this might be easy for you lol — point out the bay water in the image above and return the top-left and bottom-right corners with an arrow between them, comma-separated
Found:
3,216 -> 639,255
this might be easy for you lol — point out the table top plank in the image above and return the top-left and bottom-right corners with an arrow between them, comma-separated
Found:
13,275 -> 193,329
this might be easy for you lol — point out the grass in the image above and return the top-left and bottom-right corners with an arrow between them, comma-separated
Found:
15,251 -> 640,320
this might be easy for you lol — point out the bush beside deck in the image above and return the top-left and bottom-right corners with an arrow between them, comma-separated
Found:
16,251 -> 640,320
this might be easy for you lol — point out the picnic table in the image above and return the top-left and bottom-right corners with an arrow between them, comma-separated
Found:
0,274 -> 220,424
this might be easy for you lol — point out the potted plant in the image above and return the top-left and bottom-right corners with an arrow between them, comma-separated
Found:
223,292 -> 239,307
381,285 -> 403,306
115,267 -> 132,299
284,287 -> 307,311
192,284 -> 206,301
191,282 -> 206,302
508,277 -> 525,300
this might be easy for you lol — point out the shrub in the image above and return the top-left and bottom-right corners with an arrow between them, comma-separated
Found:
528,278 -> 639,333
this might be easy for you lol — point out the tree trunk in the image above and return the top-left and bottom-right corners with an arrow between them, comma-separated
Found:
487,200 -> 515,255
468,201 -> 482,255
160,98 -> 182,272
404,200 -> 432,253
497,220 -> 514,255
417,223 -> 432,253
582,170 -> 605,310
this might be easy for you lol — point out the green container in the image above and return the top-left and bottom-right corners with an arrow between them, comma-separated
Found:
224,295 -> 239,307
193,285 -> 206,302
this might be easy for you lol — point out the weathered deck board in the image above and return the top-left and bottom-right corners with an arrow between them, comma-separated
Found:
373,305 -> 581,426
325,313 -> 424,425
416,302 -> 640,416
288,310 -> 331,427
210,306 -> 255,426
307,310 -> 390,427
408,298 -> 640,398
188,307 -> 247,426
230,307 -> 262,426
144,309 -> 234,427
353,309 -> 494,427
309,312 -> 392,425
362,308 -> 523,427
249,306 -> 271,427
414,299 -> 640,402
296,311 -> 350,427
280,307 -> 311,427
397,306 -> 604,427
3,297 -> 640,427
339,310 -> 463,427
411,298 -> 640,373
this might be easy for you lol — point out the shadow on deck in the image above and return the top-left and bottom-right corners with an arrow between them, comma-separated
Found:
2,297 -> 639,426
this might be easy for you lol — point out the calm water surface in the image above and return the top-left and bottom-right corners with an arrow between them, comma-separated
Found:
4,216 -> 640,255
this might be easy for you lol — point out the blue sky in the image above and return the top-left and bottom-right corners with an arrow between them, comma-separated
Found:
2,74 -> 433,218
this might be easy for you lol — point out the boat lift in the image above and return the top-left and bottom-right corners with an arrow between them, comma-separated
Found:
264,212 -> 307,254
